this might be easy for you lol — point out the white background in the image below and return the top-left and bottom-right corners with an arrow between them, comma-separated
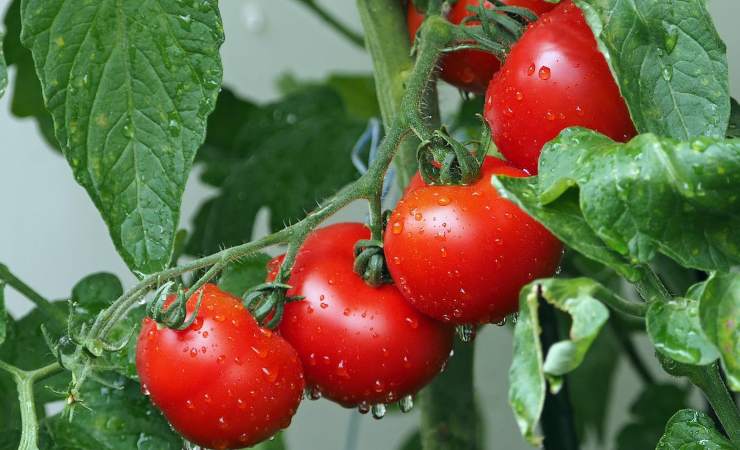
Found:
1,1 -> 738,449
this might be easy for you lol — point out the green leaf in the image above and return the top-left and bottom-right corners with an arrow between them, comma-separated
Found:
277,72 -> 380,121
218,254 -> 272,298
40,377 -> 181,450
574,0 -> 730,140
188,87 -> 364,256
21,0 -> 225,274
647,295 -> 719,366
698,273 -> 740,391
492,176 -> 641,281
508,278 -> 610,445
69,273 -> 123,331
656,409 -> 734,450
616,384 -> 690,450
533,129 -> 739,272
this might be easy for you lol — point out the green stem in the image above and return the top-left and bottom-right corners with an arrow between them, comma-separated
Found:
635,270 -> 740,444
0,263 -> 66,327
419,341 -> 483,450
0,361 -> 63,450
355,0 -> 419,185
633,266 -> 671,304
295,0 -> 365,48
594,284 -> 648,317
688,363 -> 740,446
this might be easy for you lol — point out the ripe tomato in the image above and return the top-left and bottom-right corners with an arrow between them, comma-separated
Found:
484,0 -> 636,174
384,157 -> 562,324
273,223 -> 454,408
136,284 -> 304,449
406,0 -> 556,93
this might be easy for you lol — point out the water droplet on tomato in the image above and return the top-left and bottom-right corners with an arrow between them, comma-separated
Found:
336,360 -> 350,379
399,395 -> 414,413
374,379 -> 385,393
545,110 -> 555,121
217,417 -> 228,430
437,196 -> 451,206
190,348 -> 198,357
214,314 -> 225,322
320,302 -> 328,309
515,90 -> 524,101
405,316 -> 419,329
527,63 -> 535,76
496,317 -> 507,326
391,221 -> 404,234
538,66 -> 551,80
261,366 -> 279,383
251,346 -> 268,358
372,404 -> 387,419
392,256 -> 401,265
440,247 -> 448,258
358,402 -> 370,414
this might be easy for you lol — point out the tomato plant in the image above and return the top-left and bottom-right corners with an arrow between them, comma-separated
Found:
0,0 -> 738,449
484,0 -> 636,174
385,157 -> 562,324
272,223 -> 454,409
136,284 -> 304,449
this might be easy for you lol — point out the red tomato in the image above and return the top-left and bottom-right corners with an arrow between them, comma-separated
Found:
136,284 -> 304,449
384,157 -> 562,324
274,223 -> 454,407
484,0 -> 636,174
406,0 -> 556,92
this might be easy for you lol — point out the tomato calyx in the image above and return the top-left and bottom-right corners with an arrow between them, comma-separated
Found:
146,281 -> 204,331
353,239 -> 393,287
243,282 -> 304,329
449,1 -> 538,60
417,128 -> 485,185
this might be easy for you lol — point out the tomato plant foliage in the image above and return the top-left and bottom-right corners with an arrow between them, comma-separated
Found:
0,0 -> 739,449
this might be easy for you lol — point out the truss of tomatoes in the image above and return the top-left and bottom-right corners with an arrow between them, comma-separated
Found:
135,1 -> 637,448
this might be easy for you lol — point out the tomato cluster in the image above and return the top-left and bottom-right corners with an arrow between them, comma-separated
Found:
135,2 -> 637,448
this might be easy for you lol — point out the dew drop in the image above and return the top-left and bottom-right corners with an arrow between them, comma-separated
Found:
437,196 -> 451,206
358,402 -> 370,414
405,316 -> 419,329
527,63 -> 536,76
391,221 -> 404,234
538,66 -> 551,80
399,395 -> 414,413
372,404 -> 387,420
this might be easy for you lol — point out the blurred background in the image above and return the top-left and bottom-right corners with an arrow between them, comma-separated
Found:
1,1 -> 738,449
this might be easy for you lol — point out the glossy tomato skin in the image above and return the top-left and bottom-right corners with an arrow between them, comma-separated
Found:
407,0 -> 556,93
136,284 -> 304,449
384,157 -> 562,324
274,223 -> 454,407
484,0 -> 636,174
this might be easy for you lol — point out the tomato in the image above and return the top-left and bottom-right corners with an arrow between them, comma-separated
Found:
384,157 -> 562,325
484,0 -> 636,174
136,284 -> 304,449
273,223 -> 454,408
406,0 -> 556,92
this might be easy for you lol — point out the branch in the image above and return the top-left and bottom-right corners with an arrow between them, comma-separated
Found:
295,0 -> 365,48
0,361 -> 63,450
0,263 -> 66,327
